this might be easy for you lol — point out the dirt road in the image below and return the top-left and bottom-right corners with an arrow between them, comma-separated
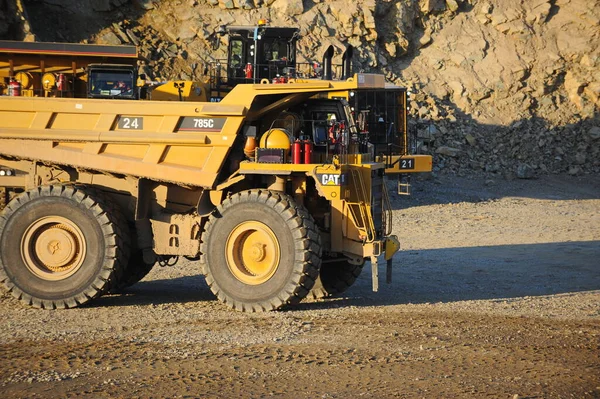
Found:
1,174 -> 599,398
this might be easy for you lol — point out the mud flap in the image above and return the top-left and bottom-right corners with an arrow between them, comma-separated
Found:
384,235 -> 400,285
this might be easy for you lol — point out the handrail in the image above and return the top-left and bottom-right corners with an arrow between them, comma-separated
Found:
381,179 -> 393,236
348,168 -> 376,242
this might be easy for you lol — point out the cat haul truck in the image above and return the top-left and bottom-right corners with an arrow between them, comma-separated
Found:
0,60 -> 402,311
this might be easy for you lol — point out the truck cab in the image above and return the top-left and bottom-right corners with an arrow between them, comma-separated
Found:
86,64 -> 138,100
225,24 -> 299,85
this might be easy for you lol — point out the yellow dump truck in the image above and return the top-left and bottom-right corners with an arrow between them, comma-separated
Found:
1,56 -> 408,313
0,28 -> 434,311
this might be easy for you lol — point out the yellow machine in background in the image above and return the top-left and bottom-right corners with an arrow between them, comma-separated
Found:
0,40 -> 207,102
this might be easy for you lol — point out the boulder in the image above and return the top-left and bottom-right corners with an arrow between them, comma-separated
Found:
516,164 -> 535,179
436,146 -> 461,157
271,0 -> 303,16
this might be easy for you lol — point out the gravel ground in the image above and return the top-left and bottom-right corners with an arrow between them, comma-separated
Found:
0,174 -> 599,398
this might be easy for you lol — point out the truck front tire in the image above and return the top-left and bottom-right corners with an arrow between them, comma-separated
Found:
200,190 -> 321,312
0,185 -> 127,309
309,258 -> 364,299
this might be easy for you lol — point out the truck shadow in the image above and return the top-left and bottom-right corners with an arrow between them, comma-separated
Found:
299,240 -> 600,310
93,240 -> 600,310
387,172 -> 600,211
91,273 -> 214,308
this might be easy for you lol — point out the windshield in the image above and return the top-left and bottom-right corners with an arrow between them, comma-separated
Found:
263,39 -> 292,61
89,69 -> 134,97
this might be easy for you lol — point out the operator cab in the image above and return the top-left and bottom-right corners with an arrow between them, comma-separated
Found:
87,64 -> 138,100
226,23 -> 299,84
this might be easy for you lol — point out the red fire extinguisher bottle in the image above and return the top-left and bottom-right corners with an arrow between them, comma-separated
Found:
303,140 -> 313,164
292,139 -> 303,164
244,63 -> 253,80
57,73 -> 66,92
8,78 -> 21,96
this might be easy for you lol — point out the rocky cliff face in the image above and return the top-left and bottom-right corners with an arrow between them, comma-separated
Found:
10,0 -> 600,176
0,0 -> 35,40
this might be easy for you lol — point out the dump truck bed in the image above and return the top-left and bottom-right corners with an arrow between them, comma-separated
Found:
0,96 -> 246,187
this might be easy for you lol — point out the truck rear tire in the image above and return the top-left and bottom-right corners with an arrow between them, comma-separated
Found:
200,189 -> 321,312
0,185 -> 128,309
114,249 -> 155,290
309,258 -> 364,299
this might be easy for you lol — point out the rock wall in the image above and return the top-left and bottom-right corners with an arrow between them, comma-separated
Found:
0,0 -> 35,40
16,0 -> 600,176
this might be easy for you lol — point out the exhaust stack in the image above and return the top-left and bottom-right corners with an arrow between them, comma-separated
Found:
341,45 -> 354,80
322,45 -> 334,80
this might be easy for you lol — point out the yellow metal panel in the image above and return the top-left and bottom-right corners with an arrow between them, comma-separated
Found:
30,112 -> 53,129
0,138 -> 220,187
330,199 -> 344,252
157,115 -> 181,133
252,82 -> 332,90
83,142 -> 103,154
94,114 -> 117,131
0,127 -> 209,145
100,144 -> 148,160
203,147 -> 231,174
0,97 -> 246,119
51,113 -> 101,130
384,154 -> 433,174
0,111 -> 34,128
160,146 -> 212,169
195,104 -> 247,115
55,142 -> 86,151
238,162 -> 314,174
143,145 -> 167,164
0,175 -> 27,187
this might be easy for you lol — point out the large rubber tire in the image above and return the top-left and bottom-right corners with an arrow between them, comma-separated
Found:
0,185 -> 128,309
200,189 -> 322,312
113,249 -> 155,290
309,258 -> 364,299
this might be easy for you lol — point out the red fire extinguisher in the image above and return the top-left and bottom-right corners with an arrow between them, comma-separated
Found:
244,63 -> 253,79
57,73 -> 67,92
303,140 -> 313,164
292,139 -> 302,164
8,78 -> 21,96
272,76 -> 288,84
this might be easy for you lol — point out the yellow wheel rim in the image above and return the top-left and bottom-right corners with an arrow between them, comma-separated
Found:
226,221 -> 280,285
21,216 -> 86,281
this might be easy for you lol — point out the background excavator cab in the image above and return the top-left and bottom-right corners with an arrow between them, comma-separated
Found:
226,24 -> 299,84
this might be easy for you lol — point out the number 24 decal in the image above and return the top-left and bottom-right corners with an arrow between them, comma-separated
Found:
118,117 -> 143,130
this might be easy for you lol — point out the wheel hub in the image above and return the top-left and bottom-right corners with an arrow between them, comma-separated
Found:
34,224 -> 79,272
21,217 -> 87,280
226,221 -> 280,285
250,243 -> 266,262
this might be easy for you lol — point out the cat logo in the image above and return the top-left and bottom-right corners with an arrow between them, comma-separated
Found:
317,173 -> 344,186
